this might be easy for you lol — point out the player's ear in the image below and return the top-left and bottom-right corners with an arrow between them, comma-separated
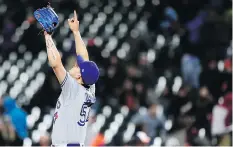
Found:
77,73 -> 82,79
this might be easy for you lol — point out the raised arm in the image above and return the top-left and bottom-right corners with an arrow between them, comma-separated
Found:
44,32 -> 66,84
68,10 -> 89,61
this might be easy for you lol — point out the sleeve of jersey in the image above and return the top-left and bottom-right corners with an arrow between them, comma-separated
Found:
86,84 -> 96,106
60,72 -> 69,88
60,72 -> 74,99
89,84 -> 96,97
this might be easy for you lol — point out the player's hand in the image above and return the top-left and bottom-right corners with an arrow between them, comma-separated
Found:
44,31 -> 50,36
68,10 -> 79,32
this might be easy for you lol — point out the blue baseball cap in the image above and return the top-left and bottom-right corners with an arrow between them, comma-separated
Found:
76,55 -> 99,85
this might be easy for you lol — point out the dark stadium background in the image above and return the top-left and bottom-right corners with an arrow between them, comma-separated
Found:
0,0 -> 232,146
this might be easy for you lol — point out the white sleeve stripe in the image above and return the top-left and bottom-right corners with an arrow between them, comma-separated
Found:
61,72 -> 68,87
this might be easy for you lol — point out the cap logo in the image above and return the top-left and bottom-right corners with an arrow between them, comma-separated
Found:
82,69 -> 84,73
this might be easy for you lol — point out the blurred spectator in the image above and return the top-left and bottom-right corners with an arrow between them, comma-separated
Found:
131,104 -> 166,141
181,54 -> 201,88
199,59 -> 222,101
0,98 -> 16,145
2,96 -> 28,145
39,133 -> 51,146
0,114 -> 16,145
90,132 -> 105,146
33,132 -> 51,146
165,137 -> 180,146
135,82 -> 147,107
105,56 -> 125,97
127,131 -> 151,146
212,92 -> 232,146
168,85 -> 191,120
120,79 -> 139,110
186,129 -> 212,146
160,6 -> 180,36
224,58 -> 232,73
221,58 -> 232,93
185,10 -> 207,44
0,18 -> 16,56
189,87 -> 214,138
200,7 -> 231,47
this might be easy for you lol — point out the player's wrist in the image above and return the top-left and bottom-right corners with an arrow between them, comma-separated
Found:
72,30 -> 80,35
44,31 -> 52,37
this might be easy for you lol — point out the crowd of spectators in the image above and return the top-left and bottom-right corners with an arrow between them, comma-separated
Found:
0,97 -> 27,145
89,0 -> 232,145
0,0 -> 232,146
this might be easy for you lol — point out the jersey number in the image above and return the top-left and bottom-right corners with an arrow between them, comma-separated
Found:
77,103 -> 90,126
77,93 -> 92,126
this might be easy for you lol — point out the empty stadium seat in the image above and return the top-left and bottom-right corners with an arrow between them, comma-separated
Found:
23,137 -> 32,147
102,105 -> 112,118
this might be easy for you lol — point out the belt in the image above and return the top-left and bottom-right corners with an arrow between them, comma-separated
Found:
52,143 -> 81,147
67,143 -> 80,146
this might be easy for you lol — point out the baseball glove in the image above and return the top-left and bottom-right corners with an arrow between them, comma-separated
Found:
34,5 -> 59,34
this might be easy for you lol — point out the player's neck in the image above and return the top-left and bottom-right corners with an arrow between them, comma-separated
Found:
76,78 -> 84,85
75,78 -> 90,88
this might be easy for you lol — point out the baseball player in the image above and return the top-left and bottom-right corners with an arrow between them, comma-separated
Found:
43,10 -> 99,146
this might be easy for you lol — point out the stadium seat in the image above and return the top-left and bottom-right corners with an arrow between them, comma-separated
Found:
27,115 -> 36,129
104,129 -> 115,144
123,123 -> 136,143
114,113 -> 124,126
120,105 -> 129,117
23,137 -> 32,147
102,105 -> 112,118
31,130 -> 41,143
152,137 -> 162,146
109,121 -> 120,135
42,114 -> 53,130
2,60 -> 11,71
0,67 -> 5,81
9,52 -> 18,63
